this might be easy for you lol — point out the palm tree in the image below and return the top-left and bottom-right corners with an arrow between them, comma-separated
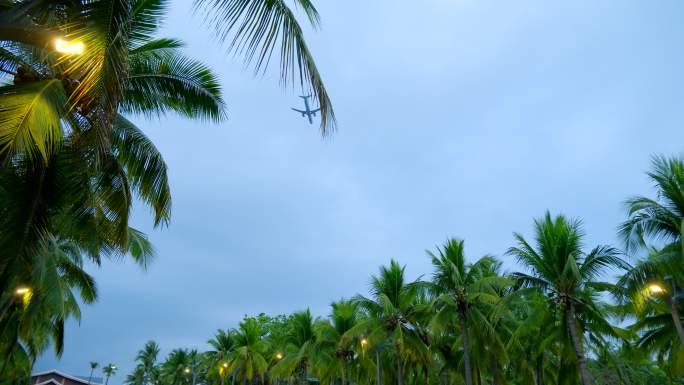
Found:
0,235 -> 99,373
616,247 -> 684,346
103,363 -> 118,385
272,309 -> 318,385
505,291 -> 559,385
619,155 -> 684,345
427,238 -> 511,385
620,155 -> 684,255
507,212 -> 629,385
0,0 -> 224,368
227,317 -> 270,385
349,260 -> 429,385
89,362 -> 99,385
313,300 -> 362,385
161,349 -> 192,385
207,330 -> 236,385
135,341 -> 161,385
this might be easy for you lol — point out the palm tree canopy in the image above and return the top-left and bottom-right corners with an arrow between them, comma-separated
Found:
620,155 -> 684,252
508,212 -> 628,299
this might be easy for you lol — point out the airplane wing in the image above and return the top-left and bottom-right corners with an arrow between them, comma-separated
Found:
310,108 -> 320,114
291,108 -> 306,114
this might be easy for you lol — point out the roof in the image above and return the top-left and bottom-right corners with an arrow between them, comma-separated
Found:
32,370 -> 104,385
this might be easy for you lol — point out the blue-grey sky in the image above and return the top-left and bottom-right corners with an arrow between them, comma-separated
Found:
36,0 -> 684,382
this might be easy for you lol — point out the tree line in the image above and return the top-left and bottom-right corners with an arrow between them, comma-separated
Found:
118,156 -> 684,385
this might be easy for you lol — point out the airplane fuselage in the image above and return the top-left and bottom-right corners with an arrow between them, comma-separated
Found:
291,95 -> 320,124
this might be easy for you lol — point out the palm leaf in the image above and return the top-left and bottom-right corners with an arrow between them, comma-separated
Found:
196,0 -> 336,134
112,115 -> 171,226
124,49 -> 225,121
0,79 -> 66,162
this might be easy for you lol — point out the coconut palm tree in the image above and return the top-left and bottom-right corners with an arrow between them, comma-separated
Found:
161,349 -> 193,385
616,246 -> 684,346
349,260 -> 429,385
0,0 -> 224,368
620,155 -> 684,255
507,212 -> 629,385
89,362 -> 99,385
227,317 -> 270,385
0,235 -> 99,376
134,341 -> 161,385
505,291 -> 560,385
426,238 -> 511,385
103,363 -> 118,385
313,300 -> 362,385
207,330 -> 236,385
619,156 -> 684,345
272,309 -> 318,385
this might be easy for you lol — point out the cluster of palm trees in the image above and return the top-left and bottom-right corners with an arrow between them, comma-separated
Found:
122,156 -> 684,385
88,362 -> 118,385
0,0 -> 332,382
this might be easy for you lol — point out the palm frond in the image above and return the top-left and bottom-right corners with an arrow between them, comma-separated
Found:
112,115 -> 171,226
0,79 -> 66,162
196,0 -> 335,134
124,48 -> 225,121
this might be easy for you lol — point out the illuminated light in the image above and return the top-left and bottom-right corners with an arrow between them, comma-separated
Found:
649,284 -> 666,295
184,368 -> 191,374
360,338 -> 368,346
15,287 -> 30,295
223,362 -> 228,368
276,353 -> 283,360
55,38 -> 84,55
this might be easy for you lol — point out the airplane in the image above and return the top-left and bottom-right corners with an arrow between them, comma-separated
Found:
291,94 -> 320,124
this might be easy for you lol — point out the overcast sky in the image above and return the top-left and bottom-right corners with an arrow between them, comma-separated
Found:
36,0 -> 684,382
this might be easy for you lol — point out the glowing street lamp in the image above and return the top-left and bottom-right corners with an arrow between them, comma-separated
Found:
360,338 -> 368,346
184,368 -> 191,374
14,287 -> 30,295
648,284 -> 666,295
55,38 -> 84,55
275,353 -> 283,360
222,362 -> 228,368
14,286 -> 32,307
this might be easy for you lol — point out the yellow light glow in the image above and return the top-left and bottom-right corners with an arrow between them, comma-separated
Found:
15,287 -> 30,295
360,338 -> 368,346
649,284 -> 666,295
55,39 -> 84,55
222,362 -> 228,368
184,368 -> 191,374
276,353 -> 283,360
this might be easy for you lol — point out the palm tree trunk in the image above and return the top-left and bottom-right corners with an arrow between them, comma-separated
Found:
535,356 -> 543,385
458,310 -> 474,385
342,359 -> 349,385
105,375 -> 110,385
564,305 -> 592,385
395,344 -> 404,385
376,345 -> 382,385
88,368 -> 95,385
300,363 -> 307,385
490,354 -> 499,385
664,295 -> 684,345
